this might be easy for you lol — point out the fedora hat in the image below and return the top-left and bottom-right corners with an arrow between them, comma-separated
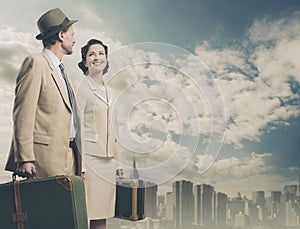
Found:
36,8 -> 77,40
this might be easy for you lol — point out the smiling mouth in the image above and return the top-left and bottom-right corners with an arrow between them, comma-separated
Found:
93,62 -> 104,66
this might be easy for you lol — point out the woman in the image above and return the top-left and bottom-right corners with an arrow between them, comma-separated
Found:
77,39 -> 119,229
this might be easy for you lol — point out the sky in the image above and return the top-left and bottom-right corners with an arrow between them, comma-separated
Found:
0,0 -> 300,198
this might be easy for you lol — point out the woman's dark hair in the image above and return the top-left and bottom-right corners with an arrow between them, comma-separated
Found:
78,39 -> 109,75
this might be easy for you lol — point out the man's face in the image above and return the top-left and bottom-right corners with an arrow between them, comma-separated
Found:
61,25 -> 75,55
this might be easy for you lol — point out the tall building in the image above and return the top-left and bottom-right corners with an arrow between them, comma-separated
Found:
271,191 -> 282,202
244,199 -> 259,227
157,195 -> 165,208
128,156 -> 158,219
270,191 -> 282,220
173,180 -> 194,227
214,192 -> 227,227
194,184 -> 214,227
227,193 -> 244,227
235,212 -> 249,228
257,205 -> 268,225
165,192 -> 173,220
252,191 -> 267,225
194,185 -> 201,226
130,155 -> 140,179
145,181 -> 158,218
157,195 -> 165,218
252,191 -> 266,207
283,185 -> 297,203
283,179 -> 300,226
297,176 -> 300,197
285,200 -> 300,227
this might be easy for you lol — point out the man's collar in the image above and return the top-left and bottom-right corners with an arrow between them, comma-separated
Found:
44,49 -> 61,68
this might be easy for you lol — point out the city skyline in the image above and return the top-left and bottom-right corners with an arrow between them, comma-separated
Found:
143,176 -> 300,229
107,176 -> 300,229
1,0 -> 300,199
158,176 -> 300,200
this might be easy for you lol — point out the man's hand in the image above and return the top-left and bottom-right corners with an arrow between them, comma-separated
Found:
81,170 -> 86,180
18,162 -> 36,178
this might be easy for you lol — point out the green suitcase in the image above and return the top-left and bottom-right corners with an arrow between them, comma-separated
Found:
0,175 -> 88,229
115,178 -> 146,221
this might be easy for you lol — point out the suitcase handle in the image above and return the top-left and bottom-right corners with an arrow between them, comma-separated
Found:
12,172 -> 36,181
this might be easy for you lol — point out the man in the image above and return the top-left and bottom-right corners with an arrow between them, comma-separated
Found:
5,8 -> 81,178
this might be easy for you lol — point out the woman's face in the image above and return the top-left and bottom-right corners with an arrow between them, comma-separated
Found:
84,44 -> 107,75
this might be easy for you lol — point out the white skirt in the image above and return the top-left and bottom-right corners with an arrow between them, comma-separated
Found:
83,155 -> 116,220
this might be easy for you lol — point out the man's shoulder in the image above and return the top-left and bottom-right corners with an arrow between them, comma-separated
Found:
21,52 -> 48,67
24,52 -> 46,62
18,52 -> 50,75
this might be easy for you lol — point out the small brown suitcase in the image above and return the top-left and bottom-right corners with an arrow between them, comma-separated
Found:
0,174 -> 88,229
115,178 -> 146,221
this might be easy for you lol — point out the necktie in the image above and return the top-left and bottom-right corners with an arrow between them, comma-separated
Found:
59,63 -> 77,136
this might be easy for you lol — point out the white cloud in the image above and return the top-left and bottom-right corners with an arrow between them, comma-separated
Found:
288,166 -> 300,172
195,14 -> 300,148
78,8 -> 103,26
0,25 -> 41,83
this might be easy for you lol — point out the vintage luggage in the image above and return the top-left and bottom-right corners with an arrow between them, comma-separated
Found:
0,175 -> 88,229
115,178 -> 146,221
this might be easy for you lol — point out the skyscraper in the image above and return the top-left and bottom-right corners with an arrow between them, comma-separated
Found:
165,192 -> 174,221
145,181 -> 158,218
172,180 -> 194,227
285,200 -> 300,227
244,199 -> 259,227
297,176 -> 300,197
214,192 -> 227,227
227,193 -> 244,227
283,185 -> 298,203
194,185 -> 201,225
235,212 -> 249,228
252,191 -> 266,207
194,184 -> 215,227
271,191 -> 282,202
130,155 -> 140,179
270,191 -> 282,220
157,195 -> 165,218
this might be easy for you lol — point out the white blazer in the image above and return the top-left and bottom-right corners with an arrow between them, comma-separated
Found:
77,76 -> 117,158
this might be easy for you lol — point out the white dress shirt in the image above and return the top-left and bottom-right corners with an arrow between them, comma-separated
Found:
44,49 -> 76,139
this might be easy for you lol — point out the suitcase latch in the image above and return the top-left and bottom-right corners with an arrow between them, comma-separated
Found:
12,212 -> 27,223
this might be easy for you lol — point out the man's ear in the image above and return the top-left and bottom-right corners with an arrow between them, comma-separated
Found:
58,31 -> 64,42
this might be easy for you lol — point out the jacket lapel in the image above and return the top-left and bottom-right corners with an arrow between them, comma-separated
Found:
42,52 -> 72,111
86,76 -> 112,107
93,91 -> 111,107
